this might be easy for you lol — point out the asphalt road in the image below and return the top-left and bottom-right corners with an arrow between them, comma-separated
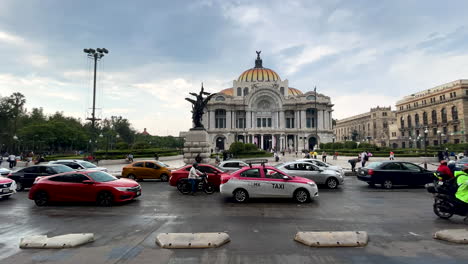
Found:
1,177 -> 467,264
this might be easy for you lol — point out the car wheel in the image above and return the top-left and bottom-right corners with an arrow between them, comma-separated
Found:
325,177 -> 338,189
97,192 -> 113,207
177,180 -> 184,191
160,174 -> 169,182
382,180 -> 393,189
233,189 -> 249,203
294,189 -> 310,203
34,191 -> 48,206
16,181 -> 23,192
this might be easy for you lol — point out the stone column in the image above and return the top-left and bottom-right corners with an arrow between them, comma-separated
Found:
324,111 -> 329,130
301,110 -> 306,129
246,111 -> 251,129
261,134 -> 264,150
226,110 -> 232,129
209,111 -> 215,129
318,110 -> 323,130
279,111 -> 285,129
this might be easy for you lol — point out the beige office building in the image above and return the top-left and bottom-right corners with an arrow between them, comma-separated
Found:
334,106 -> 396,147
390,79 -> 468,148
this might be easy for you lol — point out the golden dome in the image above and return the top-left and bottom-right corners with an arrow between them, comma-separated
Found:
219,87 -> 301,96
238,68 -> 281,82
237,51 -> 281,82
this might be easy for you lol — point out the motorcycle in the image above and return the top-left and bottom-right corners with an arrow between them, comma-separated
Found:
426,177 -> 468,219
178,174 -> 215,195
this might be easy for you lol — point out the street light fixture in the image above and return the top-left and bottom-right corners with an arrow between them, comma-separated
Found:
84,48 -> 109,155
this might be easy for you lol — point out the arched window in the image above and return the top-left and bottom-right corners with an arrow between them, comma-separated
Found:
432,110 -> 437,124
306,108 -> 315,128
423,112 -> 428,125
400,117 -> 404,128
280,87 -> 285,95
215,96 -> 225,101
407,115 -> 412,128
451,106 -> 458,120
414,114 -> 420,127
441,108 -> 447,123
243,87 -> 249,96
215,109 -> 226,128
237,87 -> 242,96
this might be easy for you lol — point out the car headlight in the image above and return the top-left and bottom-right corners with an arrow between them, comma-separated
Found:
307,182 -> 316,187
114,187 -> 129,191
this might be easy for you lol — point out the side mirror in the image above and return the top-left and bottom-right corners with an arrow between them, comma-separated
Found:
283,176 -> 290,180
82,180 -> 94,184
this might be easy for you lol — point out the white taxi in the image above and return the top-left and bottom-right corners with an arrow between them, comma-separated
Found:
220,163 -> 318,203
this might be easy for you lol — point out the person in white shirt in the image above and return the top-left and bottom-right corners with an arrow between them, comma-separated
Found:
8,154 -> 16,168
188,163 -> 203,194
360,151 -> 367,167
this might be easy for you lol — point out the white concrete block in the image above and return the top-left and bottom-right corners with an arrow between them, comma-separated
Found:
156,232 -> 230,248
20,233 -> 94,249
434,229 -> 468,244
294,231 -> 368,247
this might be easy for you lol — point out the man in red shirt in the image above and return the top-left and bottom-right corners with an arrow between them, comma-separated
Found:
436,160 -> 453,180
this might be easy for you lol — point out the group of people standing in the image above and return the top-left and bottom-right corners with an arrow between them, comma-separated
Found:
348,151 -> 372,172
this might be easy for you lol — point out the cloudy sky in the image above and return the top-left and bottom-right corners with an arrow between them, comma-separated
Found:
1,0 -> 468,135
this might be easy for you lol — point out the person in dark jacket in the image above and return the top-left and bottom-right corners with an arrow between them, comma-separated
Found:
348,158 -> 359,172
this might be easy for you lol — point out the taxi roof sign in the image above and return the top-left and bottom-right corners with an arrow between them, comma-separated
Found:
244,159 -> 269,167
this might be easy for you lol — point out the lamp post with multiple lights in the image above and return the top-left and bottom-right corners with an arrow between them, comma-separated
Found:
83,48 -> 109,154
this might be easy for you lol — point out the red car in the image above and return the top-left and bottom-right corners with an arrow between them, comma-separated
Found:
169,164 -> 228,188
28,171 -> 141,206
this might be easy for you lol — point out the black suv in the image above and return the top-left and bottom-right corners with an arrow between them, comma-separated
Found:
9,164 -> 74,191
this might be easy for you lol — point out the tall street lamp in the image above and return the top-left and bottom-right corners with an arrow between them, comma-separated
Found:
424,128 -> 428,157
84,48 -> 109,155
437,130 -> 441,148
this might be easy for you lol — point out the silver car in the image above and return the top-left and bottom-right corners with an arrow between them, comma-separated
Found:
297,159 -> 344,176
275,161 -> 344,189
48,160 -> 108,172
217,160 -> 249,172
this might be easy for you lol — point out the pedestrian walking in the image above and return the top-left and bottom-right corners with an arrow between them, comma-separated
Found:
8,153 -> 16,168
154,153 -> 159,161
322,151 -> 327,162
333,151 -> 338,160
389,151 -> 394,160
360,151 -> 367,167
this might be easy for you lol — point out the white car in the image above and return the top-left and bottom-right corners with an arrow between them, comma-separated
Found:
297,159 -> 344,176
217,160 -> 249,172
0,168 -> 11,176
48,160 -> 108,172
0,176 -> 17,199
276,161 -> 343,189
220,164 -> 318,203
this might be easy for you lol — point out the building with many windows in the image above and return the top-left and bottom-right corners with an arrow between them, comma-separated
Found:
202,52 -> 334,151
390,80 -> 468,148
334,106 -> 396,147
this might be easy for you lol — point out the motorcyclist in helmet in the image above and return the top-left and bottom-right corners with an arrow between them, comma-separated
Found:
188,162 -> 203,195
435,160 -> 453,181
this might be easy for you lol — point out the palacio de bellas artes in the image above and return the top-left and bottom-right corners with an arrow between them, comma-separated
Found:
200,51 -> 334,152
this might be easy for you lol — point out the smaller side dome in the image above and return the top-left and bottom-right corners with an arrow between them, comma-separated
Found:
288,88 -> 303,96
219,88 -> 233,96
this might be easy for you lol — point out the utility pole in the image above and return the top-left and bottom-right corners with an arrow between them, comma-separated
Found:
83,48 -> 109,154
314,86 -> 318,149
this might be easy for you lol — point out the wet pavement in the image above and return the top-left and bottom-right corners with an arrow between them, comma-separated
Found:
1,175 -> 467,264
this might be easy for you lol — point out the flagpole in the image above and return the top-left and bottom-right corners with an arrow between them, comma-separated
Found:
314,86 -> 318,149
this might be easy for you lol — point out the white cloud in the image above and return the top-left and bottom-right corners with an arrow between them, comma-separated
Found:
0,30 -> 24,45
283,46 -> 337,74
24,54 -> 48,67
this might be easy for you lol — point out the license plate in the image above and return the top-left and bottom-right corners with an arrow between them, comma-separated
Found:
2,188 -> 9,193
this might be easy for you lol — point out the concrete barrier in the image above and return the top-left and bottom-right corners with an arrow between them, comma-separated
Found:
156,232 -> 230,248
20,233 -> 94,249
434,229 -> 468,244
295,231 -> 368,247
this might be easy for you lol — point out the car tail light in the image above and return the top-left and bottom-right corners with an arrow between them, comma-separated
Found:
368,169 -> 374,175
221,176 -> 230,184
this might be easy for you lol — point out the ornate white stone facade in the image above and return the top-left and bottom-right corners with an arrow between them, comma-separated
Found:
202,52 -> 334,152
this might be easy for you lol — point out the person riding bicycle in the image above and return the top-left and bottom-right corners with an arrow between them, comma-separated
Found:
188,163 -> 203,195
435,160 -> 453,181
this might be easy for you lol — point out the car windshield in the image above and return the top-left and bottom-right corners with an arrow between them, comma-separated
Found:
87,171 -> 117,182
274,163 -> 284,168
155,161 -> 168,167
214,166 -> 227,173
78,161 -> 97,168
52,165 -> 74,173
367,162 -> 382,169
